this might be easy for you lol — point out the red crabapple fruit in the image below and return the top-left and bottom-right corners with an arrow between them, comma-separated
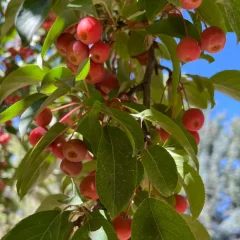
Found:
90,42 -> 111,63
34,107 -> 52,127
182,108 -> 204,131
176,37 -> 201,62
60,158 -> 83,177
158,129 -> 170,142
62,139 -> 87,162
0,181 -> 4,191
85,151 -> 95,161
95,71 -> 119,94
66,60 -> 78,75
112,215 -> 132,240
79,173 -> 99,200
189,131 -> 200,145
0,133 -> 11,145
201,26 -> 226,54
86,61 -> 105,83
77,17 -> 103,45
67,40 -> 89,65
181,0 -> 202,10
56,33 -> 75,56
51,136 -> 65,159
174,195 -> 188,213
29,127 -> 47,147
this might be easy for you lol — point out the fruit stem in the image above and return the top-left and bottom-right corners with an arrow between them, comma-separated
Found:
51,102 -> 79,112
175,8 -> 189,36
59,106 -> 82,124
195,10 -> 208,29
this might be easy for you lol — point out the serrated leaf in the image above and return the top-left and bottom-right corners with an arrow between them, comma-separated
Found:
197,0 -> 227,31
1,0 -> 24,36
76,101 -> 102,155
128,30 -> 148,56
132,198 -> 195,240
2,210 -> 63,240
114,32 -> 130,59
41,66 -> 72,94
19,97 -> 47,138
42,9 -> 78,58
147,18 -> 200,40
211,70 -> 240,101
15,0 -> 52,43
0,93 -> 46,124
144,0 -> 168,21
182,215 -> 210,240
158,35 -> 180,105
17,122 -> 68,198
133,107 -> 199,170
0,65 -> 49,103
141,145 -> 178,197
75,58 -> 90,81
96,126 -> 138,218
176,161 -> 205,220
104,107 -> 144,155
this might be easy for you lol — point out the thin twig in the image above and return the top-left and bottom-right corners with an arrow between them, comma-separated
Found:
175,8 -> 188,36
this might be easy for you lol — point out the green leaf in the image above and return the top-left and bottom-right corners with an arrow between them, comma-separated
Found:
19,97 -> 47,138
176,160 -> 205,220
144,0 -> 168,21
96,126 -> 138,218
147,18 -> 200,40
158,35 -> 180,105
41,66 -> 72,94
72,226 -> 91,240
68,0 -> 96,15
128,30 -> 148,56
59,211 -> 74,240
75,58 -> 90,81
166,0 -> 181,7
132,198 -> 195,240
2,210 -> 63,240
182,215 -> 210,240
1,0 -> 24,36
0,93 -> 46,124
42,9 -> 78,58
17,122 -> 68,198
114,32 -> 130,59
52,0 -> 69,15
15,0 -> 52,43
104,107 -> 144,155
133,107 -> 199,170
141,145 -> 178,197
200,52 -> 215,63
0,65 -> 49,103
211,70 -> 240,101
76,101 -> 102,155
197,0 -> 227,31
151,73 -> 165,104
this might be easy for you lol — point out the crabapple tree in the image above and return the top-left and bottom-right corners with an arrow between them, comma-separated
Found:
0,0 -> 240,239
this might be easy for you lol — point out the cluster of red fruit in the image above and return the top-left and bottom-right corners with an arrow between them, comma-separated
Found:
177,0 -> 226,62
158,108 -> 204,145
56,16 -> 111,83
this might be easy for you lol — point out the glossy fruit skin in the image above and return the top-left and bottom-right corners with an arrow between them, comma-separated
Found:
174,195 -> 188,213
34,107 -> 52,127
112,215 -> 132,240
0,133 -> 11,145
176,37 -> 201,62
56,33 -> 75,56
77,17 -> 103,45
67,40 -> 89,65
90,42 -> 111,63
158,129 -> 170,142
29,127 -> 47,147
189,131 -> 200,145
60,158 -> 83,177
66,60 -> 78,75
201,26 -> 226,53
79,174 -> 99,200
51,136 -> 65,159
95,71 -> 119,94
182,108 -> 204,131
85,151 -> 95,161
86,61 -> 105,83
181,0 -> 202,10
62,139 -> 87,162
